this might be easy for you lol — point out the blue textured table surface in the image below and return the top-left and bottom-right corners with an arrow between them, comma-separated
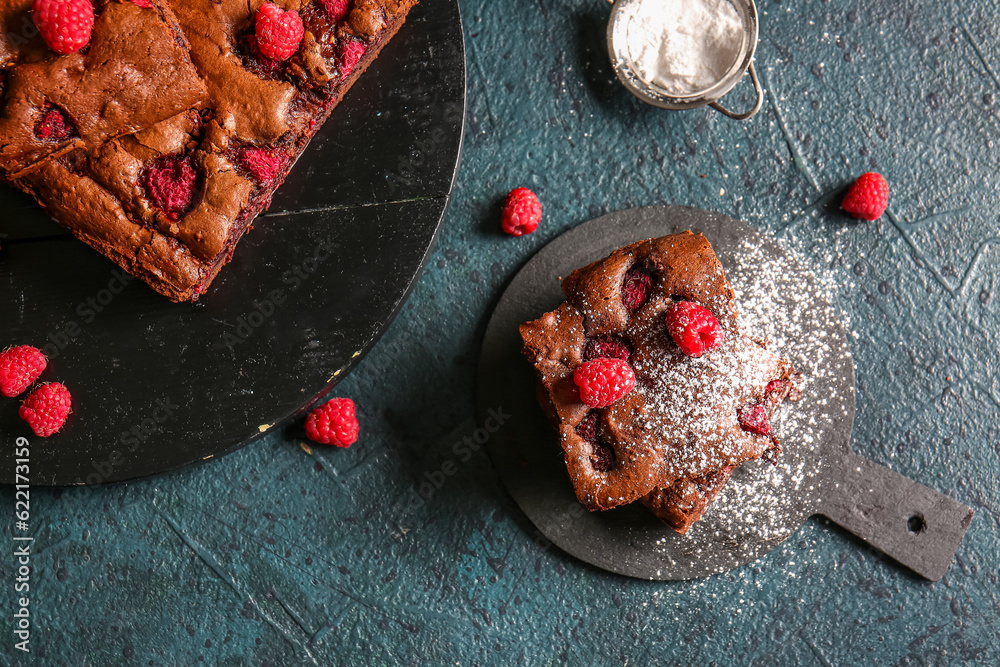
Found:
4,0 -> 1000,664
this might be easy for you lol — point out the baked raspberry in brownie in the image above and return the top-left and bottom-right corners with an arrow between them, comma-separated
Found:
520,232 -> 801,516
13,0 -> 418,301
0,0 -> 207,180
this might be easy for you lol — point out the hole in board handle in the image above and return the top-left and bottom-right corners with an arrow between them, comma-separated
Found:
907,514 -> 927,534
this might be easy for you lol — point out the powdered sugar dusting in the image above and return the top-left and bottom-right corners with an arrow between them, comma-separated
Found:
628,310 -> 788,479
651,235 -> 855,572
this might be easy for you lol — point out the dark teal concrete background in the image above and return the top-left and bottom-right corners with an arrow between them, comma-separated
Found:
4,0 -> 1000,663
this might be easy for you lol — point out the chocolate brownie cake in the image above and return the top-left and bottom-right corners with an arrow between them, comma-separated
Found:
520,232 -> 801,526
11,0 -> 417,301
0,0 -> 207,180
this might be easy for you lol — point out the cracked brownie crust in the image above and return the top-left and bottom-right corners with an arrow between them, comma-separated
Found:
9,0 -> 418,301
0,0 -> 207,180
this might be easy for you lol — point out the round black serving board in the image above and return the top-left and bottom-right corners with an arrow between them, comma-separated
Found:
0,0 -> 466,486
479,206 -> 973,581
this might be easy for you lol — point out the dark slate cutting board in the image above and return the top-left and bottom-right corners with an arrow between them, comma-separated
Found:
0,0 -> 466,485
478,206 -> 973,581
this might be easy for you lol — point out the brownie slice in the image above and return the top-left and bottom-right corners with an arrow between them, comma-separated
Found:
0,0 -> 207,180
520,232 -> 800,512
642,365 -> 801,533
14,0 -> 418,302
641,467 -> 734,535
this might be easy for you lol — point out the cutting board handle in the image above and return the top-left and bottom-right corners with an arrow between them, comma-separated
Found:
819,452 -> 974,581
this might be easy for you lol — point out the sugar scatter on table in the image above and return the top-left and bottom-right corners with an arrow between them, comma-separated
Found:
651,235 -> 855,572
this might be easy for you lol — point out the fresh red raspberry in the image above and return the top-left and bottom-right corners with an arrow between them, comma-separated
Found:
255,3 -> 304,62
584,336 -> 632,362
737,403 -> 771,436
33,0 -> 94,55
573,358 -> 635,409
500,188 -> 542,236
130,0 -> 152,7
19,382 -> 72,437
318,0 -> 350,22
34,106 -> 75,141
0,346 -> 47,398
842,172 -> 889,221
339,39 -> 366,80
305,398 -> 359,447
141,155 -> 200,221
621,267 -> 652,312
665,301 -> 724,358
233,147 -> 289,184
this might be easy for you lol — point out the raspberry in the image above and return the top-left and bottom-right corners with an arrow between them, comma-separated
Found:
842,172 -> 889,221
305,398 -> 359,447
130,0 -> 152,7
763,378 -> 783,407
141,155 -> 201,221
665,301 -> 724,358
584,336 -> 632,362
0,346 -> 47,398
33,0 -> 94,55
590,441 -> 615,472
233,146 -> 289,184
573,358 -> 635,409
19,382 -> 71,437
621,267 -> 652,312
737,403 -> 771,436
762,445 -> 782,465
339,39 -> 366,80
244,34 -> 283,76
255,3 -> 304,62
500,187 -> 542,237
575,411 -> 599,442
34,106 -> 76,141
318,0 -> 350,22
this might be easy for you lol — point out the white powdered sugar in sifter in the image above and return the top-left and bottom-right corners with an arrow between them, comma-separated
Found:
606,0 -> 763,120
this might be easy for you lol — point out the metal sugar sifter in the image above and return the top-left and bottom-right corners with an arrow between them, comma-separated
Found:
606,0 -> 763,120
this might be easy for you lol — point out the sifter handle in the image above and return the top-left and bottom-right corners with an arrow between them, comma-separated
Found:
708,62 -> 763,121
